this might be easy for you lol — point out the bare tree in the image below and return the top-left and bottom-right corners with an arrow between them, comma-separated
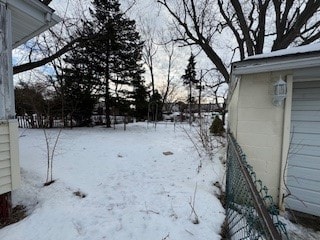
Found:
159,81 -> 182,112
43,128 -> 62,186
13,19 -> 95,75
141,21 -> 158,97
218,0 -> 320,55
13,0 -> 138,76
160,42 -> 178,108
156,0 -> 320,126
157,0 -> 230,83
13,0 -> 86,75
157,0 -> 320,84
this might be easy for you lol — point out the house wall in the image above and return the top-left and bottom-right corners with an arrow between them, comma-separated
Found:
227,78 -> 240,136
0,120 -> 20,195
229,71 -> 291,202
0,3 -> 20,196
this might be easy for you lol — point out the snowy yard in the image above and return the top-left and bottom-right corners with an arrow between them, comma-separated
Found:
0,122 -> 226,240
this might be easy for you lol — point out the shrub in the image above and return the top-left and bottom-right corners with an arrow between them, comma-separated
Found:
210,116 -> 225,136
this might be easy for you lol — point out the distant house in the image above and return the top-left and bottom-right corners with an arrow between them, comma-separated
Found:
162,102 -> 221,113
228,43 -> 320,217
0,0 -> 60,221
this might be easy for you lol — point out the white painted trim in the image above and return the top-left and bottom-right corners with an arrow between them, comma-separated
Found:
3,0 -> 61,48
6,7 -> 14,119
6,0 -> 54,16
278,75 -> 293,211
0,2 -> 9,119
12,22 -> 54,49
233,57 -> 320,75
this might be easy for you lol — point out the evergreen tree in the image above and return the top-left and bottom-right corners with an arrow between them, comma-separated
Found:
149,90 -> 162,121
210,115 -> 225,136
15,82 -> 47,116
84,0 -> 145,127
181,54 -> 199,123
57,48 -> 98,127
130,75 -> 148,121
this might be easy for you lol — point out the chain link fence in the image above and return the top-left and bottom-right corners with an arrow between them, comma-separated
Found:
225,133 -> 289,239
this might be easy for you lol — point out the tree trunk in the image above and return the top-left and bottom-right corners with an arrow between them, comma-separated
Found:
189,83 -> 192,125
105,94 -> 111,128
198,76 -> 202,120
104,37 -> 112,128
150,66 -> 155,97
104,68 -> 111,128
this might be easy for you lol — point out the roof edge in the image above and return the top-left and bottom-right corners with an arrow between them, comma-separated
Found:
232,55 -> 320,75
8,0 -> 62,48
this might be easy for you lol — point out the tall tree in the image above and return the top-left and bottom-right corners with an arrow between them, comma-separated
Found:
182,53 -> 198,124
157,0 -> 320,84
130,75 -> 149,121
160,42 -> 178,110
83,0 -> 145,127
157,0 -> 320,125
141,21 -> 158,97
56,48 -> 99,127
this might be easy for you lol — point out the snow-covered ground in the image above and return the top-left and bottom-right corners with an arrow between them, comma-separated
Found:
0,122 -> 226,240
1,121 -> 318,239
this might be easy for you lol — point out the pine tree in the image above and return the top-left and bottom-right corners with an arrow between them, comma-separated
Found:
130,75 -> 148,121
84,0 -> 145,127
181,54 -> 199,124
57,48 -> 98,127
210,115 -> 225,136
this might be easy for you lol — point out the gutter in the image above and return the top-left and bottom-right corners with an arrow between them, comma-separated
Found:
232,56 -> 320,75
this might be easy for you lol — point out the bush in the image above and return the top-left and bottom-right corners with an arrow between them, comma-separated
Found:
210,116 -> 225,136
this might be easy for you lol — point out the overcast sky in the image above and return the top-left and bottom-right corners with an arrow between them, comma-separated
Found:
13,0 -> 226,103
48,0 -> 193,98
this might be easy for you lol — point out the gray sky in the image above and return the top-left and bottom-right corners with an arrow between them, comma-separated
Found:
49,0 -> 192,99
13,0 -> 226,103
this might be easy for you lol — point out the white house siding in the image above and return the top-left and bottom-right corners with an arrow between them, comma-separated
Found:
0,120 -> 19,195
230,72 -> 287,202
0,123 -> 11,194
0,3 -> 12,195
286,80 -> 320,217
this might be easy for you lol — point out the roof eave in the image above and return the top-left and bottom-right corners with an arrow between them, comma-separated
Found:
12,14 -> 61,48
3,0 -> 62,48
232,56 -> 320,75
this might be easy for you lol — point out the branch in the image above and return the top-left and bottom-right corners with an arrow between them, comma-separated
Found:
272,1 -> 320,50
300,31 -> 320,46
217,0 -> 245,60
230,0 -> 254,56
254,0 -> 270,54
13,39 -> 76,75
158,0 -> 229,83
13,31 -> 106,75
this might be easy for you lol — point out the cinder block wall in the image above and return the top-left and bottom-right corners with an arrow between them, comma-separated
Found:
229,72 -> 287,202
